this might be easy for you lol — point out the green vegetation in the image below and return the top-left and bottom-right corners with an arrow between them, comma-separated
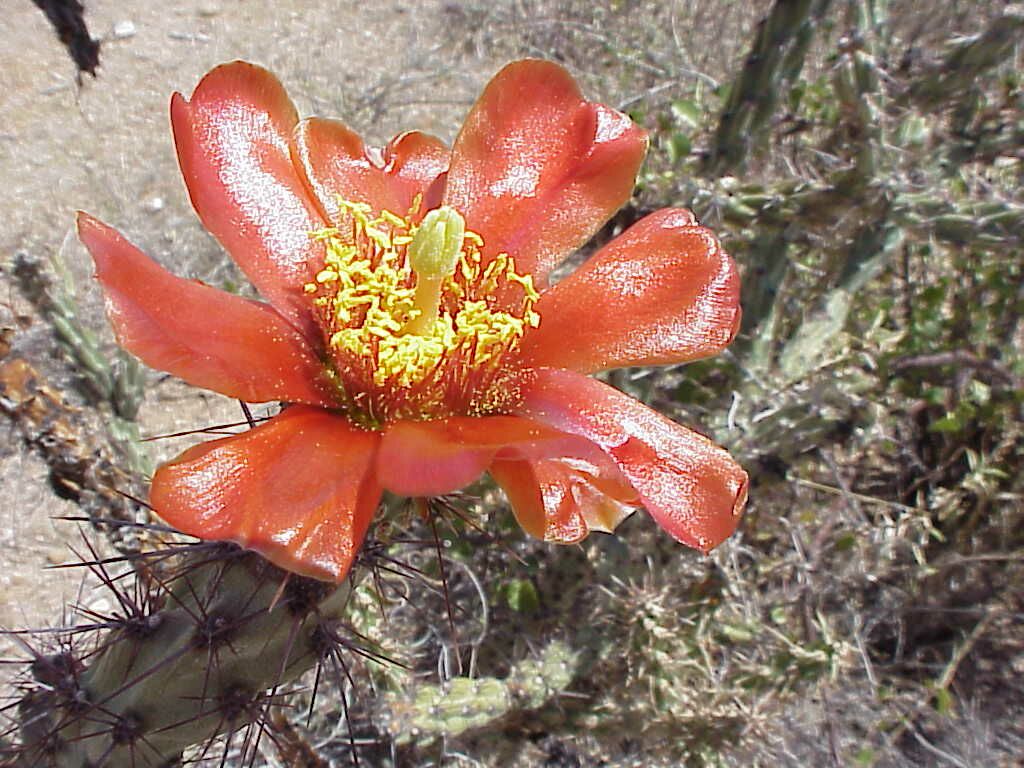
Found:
3,1 -> 1021,765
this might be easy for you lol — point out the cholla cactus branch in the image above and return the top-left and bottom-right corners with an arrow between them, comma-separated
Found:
705,0 -> 833,174
11,252 -> 143,423
12,547 -> 363,767
0,356 -> 144,545
778,216 -> 903,381
10,251 -> 150,476
907,6 -> 1024,108
383,641 -> 576,746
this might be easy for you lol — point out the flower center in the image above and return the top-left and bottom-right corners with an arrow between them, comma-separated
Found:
306,197 -> 539,429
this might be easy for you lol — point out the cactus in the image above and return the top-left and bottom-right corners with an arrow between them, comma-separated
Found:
705,0 -> 833,174
678,3 -> 1024,490
0,353 -> 151,558
3,4 -> 1021,765
9,542 -> 365,767
778,220 -> 903,382
907,7 -> 1024,108
383,640 -> 576,745
11,250 -> 150,477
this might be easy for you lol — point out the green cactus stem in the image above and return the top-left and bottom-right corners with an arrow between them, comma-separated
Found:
13,545 -> 364,767
907,7 -> 1024,109
705,0 -> 833,174
383,640 -> 577,746
11,251 -> 150,476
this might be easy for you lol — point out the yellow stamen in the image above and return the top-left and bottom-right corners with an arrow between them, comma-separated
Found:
305,198 -> 539,425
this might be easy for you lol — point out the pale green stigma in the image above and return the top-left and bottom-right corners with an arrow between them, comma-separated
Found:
408,205 -> 466,280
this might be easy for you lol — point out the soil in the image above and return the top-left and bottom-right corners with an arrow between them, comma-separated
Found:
0,0 -> 500,672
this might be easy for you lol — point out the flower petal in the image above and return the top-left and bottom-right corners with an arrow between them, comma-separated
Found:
490,459 -> 586,543
78,213 -> 339,407
443,60 -> 647,286
573,474 -> 638,535
150,406 -> 381,582
376,415 -> 588,498
294,121 -> 449,222
170,61 -> 326,338
491,454 -> 638,544
516,368 -> 748,553
519,209 -> 741,373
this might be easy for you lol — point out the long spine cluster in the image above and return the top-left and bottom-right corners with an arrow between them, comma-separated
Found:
5,540 -> 364,767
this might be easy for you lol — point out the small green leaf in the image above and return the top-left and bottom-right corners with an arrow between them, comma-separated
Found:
720,623 -> 755,643
855,747 -> 876,766
929,414 -> 965,433
967,379 -> 991,406
666,132 -> 692,163
504,579 -> 539,613
920,284 -> 946,308
834,533 -> 857,552
933,686 -> 954,715
670,99 -> 701,129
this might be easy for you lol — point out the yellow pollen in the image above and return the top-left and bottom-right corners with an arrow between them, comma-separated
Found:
305,198 -> 540,424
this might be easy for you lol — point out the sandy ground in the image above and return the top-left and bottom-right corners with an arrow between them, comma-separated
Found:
0,0 -> 503,669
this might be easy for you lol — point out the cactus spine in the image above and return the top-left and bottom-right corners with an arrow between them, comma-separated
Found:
13,546 -> 361,767
383,641 -> 576,745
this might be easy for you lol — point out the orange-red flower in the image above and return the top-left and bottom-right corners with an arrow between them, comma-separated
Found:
78,60 -> 748,582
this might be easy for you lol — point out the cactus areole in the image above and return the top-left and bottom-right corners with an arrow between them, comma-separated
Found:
78,60 -> 749,582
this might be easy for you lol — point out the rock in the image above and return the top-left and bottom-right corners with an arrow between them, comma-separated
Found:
112,20 -> 137,40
